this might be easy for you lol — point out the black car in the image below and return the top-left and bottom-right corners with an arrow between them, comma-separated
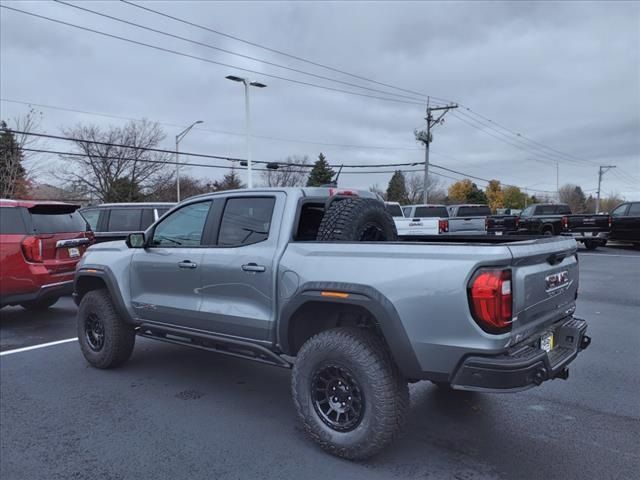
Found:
609,202 -> 640,246
80,203 -> 175,243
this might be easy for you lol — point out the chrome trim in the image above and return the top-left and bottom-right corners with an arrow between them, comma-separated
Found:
56,238 -> 90,248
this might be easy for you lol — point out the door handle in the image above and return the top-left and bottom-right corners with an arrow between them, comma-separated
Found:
178,260 -> 198,269
242,263 -> 266,273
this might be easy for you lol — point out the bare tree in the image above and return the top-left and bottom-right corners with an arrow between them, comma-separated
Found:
559,183 -> 587,213
261,155 -> 309,187
406,172 -> 446,204
58,119 -> 172,202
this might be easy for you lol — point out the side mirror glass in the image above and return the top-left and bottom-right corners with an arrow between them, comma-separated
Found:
126,232 -> 146,248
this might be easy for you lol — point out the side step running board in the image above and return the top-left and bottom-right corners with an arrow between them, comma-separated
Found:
137,323 -> 292,369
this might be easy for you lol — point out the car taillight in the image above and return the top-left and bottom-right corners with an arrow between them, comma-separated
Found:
468,268 -> 512,333
561,216 -> 568,230
608,216 -> 612,229
21,236 -> 43,263
438,219 -> 449,234
485,217 -> 489,230
515,217 -> 520,228
85,231 -> 96,245
328,188 -> 358,196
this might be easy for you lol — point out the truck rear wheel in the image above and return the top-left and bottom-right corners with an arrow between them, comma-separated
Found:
77,289 -> 135,369
316,198 -> 398,242
584,240 -> 598,251
291,327 -> 409,460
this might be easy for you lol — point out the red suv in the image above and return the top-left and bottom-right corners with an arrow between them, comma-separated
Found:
0,199 -> 94,310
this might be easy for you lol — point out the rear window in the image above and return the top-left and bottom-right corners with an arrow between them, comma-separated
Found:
456,206 -> 491,217
218,197 -> 275,246
30,211 -> 88,234
107,209 -> 142,232
415,206 -> 449,218
535,205 -> 557,215
556,205 -> 572,215
385,204 -> 403,217
0,207 -> 27,234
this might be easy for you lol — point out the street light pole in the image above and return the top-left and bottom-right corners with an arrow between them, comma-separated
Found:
226,75 -> 266,189
175,120 -> 204,202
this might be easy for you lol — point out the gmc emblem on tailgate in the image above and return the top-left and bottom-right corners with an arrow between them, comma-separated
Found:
545,270 -> 569,291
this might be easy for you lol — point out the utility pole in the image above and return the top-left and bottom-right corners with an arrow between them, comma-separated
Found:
415,98 -> 458,203
556,161 -> 560,203
595,165 -> 616,213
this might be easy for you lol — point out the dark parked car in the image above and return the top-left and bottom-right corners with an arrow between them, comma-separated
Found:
0,199 -> 93,309
608,201 -> 640,246
515,203 -> 610,250
80,203 -> 174,243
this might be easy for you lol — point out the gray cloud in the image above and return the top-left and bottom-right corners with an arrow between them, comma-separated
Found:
1,0 -> 638,199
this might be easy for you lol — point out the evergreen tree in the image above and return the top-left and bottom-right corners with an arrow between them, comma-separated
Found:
214,169 -> 245,191
0,122 -> 29,198
306,153 -> 335,186
386,170 -> 408,203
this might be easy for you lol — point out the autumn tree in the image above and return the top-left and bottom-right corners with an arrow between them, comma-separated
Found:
599,195 -> 624,213
262,155 -> 309,187
502,186 -> 528,210
386,170 -> 408,203
58,119 -> 172,202
448,179 -> 487,204
306,153 -> 335,186
485,180 -> 504,212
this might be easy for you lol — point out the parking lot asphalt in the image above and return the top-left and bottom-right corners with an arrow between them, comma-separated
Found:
1,244 -> 639,480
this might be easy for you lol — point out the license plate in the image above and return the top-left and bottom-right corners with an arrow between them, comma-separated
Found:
68,247 -> 80,258
540,332 -> 555,352
495,231 -> 503,236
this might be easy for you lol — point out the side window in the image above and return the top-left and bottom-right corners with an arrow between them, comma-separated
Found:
140,209 -> 155,229
628,203 -> 640,216
611,204 -> 629,217
0,207 -> 26,234
107,209 -> 142,232
151,201 -> 211,247
80,209 -> 100,230
218,197 -> 275,247
521,205 -> 534,217
402,207 -> 412,217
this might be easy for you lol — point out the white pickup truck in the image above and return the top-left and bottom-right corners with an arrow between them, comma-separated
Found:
385,202 -> 444,236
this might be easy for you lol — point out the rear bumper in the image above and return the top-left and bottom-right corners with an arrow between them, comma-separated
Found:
0,280 -> 74,307
561,232 -> 608,244
450,317 -> 590,392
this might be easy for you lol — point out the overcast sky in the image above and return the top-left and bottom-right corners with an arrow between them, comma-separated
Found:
1,0 -> 639,200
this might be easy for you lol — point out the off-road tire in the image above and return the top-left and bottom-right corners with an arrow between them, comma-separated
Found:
20,296 -> 59,311
77,289 -> 135,369
316,198 -> 398,242
292,327 -> 409,460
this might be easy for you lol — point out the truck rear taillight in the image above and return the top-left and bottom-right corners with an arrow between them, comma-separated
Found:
561,216 -> 568,230
608,215 -> 612,229
515,217 -> 520,228
438,219 -> 449,234
21,236 -> 43,263
468,268 -> 512,333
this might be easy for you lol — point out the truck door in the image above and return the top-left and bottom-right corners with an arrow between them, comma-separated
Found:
198,193 -> 284,340
610,203 -> 630,241
129,200 -> 213,324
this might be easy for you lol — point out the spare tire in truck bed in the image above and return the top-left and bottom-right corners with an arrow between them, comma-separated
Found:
316,197 -> 398,241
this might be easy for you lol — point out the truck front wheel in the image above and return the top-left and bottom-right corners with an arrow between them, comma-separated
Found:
291,327 -> 409,460
77,289 -> 135,369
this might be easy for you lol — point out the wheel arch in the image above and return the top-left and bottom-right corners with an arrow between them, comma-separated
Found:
74,268 -> 135,324
278,282 -> 422,378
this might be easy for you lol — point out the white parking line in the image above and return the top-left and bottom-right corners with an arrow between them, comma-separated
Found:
0,337 -> 77,356
579,253 -> 640,258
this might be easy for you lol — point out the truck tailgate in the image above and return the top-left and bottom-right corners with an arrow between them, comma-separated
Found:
448,217 -> 486,233
508,237 -> 578,335
562,214 -> 610,233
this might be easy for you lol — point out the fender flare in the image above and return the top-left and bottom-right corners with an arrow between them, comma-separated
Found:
278,281 -> 422,378
74,266 -> 136,325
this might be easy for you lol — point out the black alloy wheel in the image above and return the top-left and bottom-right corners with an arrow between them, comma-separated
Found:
85,313 -> 105,351
311,364 -> 365,432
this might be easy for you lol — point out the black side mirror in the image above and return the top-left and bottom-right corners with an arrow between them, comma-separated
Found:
126,232 -> 146,248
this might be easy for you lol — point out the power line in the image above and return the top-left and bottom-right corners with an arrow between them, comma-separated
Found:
0,5 -> 424,107
1,98 -> 423,151
54,0 -> 427,104
120,0 -> 453,104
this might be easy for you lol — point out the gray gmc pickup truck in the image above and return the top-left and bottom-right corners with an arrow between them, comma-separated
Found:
73,187 -> 590,460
